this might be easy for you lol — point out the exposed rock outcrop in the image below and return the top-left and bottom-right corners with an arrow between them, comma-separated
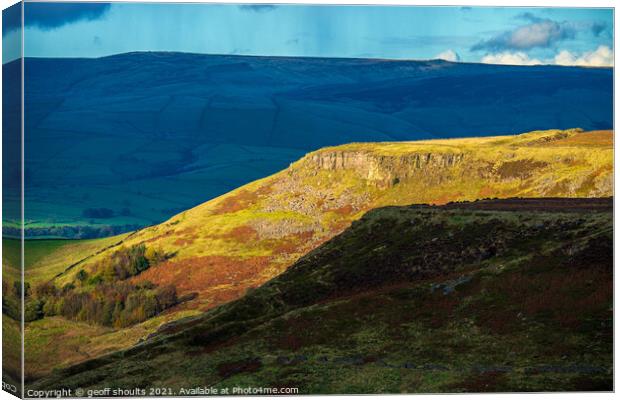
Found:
306,151 -> 465,187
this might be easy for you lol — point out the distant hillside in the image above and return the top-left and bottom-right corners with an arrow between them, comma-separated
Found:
7,53 -> 613,235
33,198 -> 613,393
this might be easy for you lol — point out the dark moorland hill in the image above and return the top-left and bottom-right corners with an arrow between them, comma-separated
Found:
2,53 -> 612,235
33,197 -> 612,393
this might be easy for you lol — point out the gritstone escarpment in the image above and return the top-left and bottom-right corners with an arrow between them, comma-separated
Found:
308,150 -> 466,186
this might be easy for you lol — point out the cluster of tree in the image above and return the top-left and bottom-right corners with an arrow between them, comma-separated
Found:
85,244 -> 168,283
5,280 -> 31,297
2,280 -> 37,321
2,280 -> 20,320
32,280 -> 178,328
19,244 -> 174,326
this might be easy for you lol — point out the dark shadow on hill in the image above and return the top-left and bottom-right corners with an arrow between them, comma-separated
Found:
31,197 -> 612,393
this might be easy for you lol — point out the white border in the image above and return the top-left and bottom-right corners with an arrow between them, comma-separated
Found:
0,1 -> 616,400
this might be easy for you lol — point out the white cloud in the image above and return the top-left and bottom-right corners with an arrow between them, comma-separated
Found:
472,18 -> 576,52
471,13 -> 608,53
434,49 -> 460,62
480,46 -> 614,67
480,51 -> 542,66
554,46 -> 613,67
509,20 -> 572,49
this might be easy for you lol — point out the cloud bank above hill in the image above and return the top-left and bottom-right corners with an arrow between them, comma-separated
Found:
472,11 -> 611,67
481,45 -> 613,67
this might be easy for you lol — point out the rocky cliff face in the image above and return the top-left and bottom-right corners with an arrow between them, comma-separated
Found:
307,150 -> 466,186
296,130 -> 613,197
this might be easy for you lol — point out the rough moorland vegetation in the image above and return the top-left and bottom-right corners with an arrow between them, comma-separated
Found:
32,198 -> 612,393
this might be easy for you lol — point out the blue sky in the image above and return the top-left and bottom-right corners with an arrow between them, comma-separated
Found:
2,3 -> 614,66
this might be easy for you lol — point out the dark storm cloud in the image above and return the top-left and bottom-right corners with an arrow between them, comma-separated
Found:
516,12 -> 544,23
2,3 -> 22,36
3,3 -> 111,35
591,21 -> 607,37
238,4 -> 278,12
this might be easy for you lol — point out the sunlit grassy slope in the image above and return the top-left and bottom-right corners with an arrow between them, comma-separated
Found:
54,129 -> 612,303
23,235 -> 129,285
24,128 -> 613,376
3,235 -> 130,285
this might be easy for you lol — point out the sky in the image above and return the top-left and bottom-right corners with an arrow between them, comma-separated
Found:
2,2 -> 614,66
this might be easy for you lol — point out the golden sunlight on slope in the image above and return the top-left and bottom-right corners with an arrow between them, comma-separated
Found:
57,129 -> 613,314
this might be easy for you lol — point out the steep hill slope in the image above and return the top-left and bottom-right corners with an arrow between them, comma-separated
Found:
11,53 -> 613,234
23,129 -> 613,377
54,129 -> 612,305
33,198 -> 613,393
